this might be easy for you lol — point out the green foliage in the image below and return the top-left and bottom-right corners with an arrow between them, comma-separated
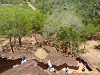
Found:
0,0 -> 25,4
0,5 -> 45,49
35,0 -> 52,14
57,26 -> 82,52
0,6 -> 35,37
35,0 -> 100,39
32,11 -> 46,32
0,6 -> 16,37
14,7 -> 34,36
80,24 -> 99,38
0,5 -> 45,36
74,0 -> 100,27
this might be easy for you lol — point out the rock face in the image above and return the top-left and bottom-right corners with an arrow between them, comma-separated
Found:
0,57 -> 21,73
0,52 -> 35,60
1,60 -> 48,75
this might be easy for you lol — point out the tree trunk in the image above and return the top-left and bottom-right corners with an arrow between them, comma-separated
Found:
83,41 -> 86,53
70,41 -> 72,50
18,35 -> 22,47
9,36 -> 14,53
61,45 -> 64,53
69,41 -> 72,54
65,46 -> 67,53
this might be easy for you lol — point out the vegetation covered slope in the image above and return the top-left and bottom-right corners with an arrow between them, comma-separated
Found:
35,0 -> 100,38
0,0 -> 99,54
34,0 -> 100,54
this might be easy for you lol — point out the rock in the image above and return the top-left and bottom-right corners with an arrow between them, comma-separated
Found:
0,45 -> 3,52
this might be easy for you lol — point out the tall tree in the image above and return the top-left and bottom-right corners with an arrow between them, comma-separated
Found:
0,7 -> 16,52
14,7 -> 34,46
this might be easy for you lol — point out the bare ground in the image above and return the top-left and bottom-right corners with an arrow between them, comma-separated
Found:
80,40 -> 100,68
0,35 -> 36,53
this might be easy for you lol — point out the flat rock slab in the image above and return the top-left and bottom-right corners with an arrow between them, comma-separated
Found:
34,48 -> 48,59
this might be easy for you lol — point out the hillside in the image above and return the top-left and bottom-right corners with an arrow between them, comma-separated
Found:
35,0 -> 100,38
0,0 -> 100,75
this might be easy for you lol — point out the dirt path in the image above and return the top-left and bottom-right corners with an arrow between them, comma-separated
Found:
27,2 -> 36,10
80,40 -> 100,68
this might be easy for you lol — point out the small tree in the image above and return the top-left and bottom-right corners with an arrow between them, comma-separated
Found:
14,10 -> 45,46
14,8 -> 34,46
0,8 -> 17,52
57,26 -> 82,54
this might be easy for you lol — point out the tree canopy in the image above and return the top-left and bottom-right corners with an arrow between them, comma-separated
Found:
57,26 -> 82,54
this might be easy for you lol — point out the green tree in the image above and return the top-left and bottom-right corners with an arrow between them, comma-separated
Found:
32,11 -> 46,33
80,24 -> 99,40
57,26 -> 82,54
0,6 -> 43,52
14,7 -> 34,46
13,7 -> 45,46
0,7 -> 16,52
